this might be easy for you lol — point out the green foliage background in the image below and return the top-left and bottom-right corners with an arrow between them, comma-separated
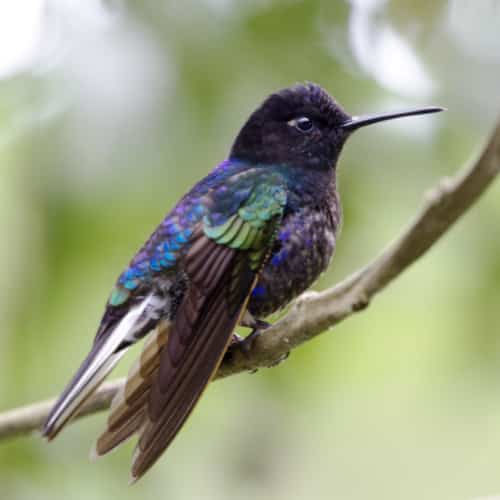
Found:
1,1 -> 500,499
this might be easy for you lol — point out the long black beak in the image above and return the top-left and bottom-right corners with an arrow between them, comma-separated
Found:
341,106 -> 445,131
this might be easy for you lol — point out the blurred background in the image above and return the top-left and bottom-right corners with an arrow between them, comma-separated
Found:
1,1 -> 500,499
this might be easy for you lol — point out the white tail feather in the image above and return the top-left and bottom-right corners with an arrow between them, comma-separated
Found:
44,294 -> 164,438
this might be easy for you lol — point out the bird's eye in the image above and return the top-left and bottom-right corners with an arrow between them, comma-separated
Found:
288,116 -> 314,133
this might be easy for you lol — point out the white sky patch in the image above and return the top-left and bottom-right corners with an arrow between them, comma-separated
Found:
0,0 -> 45,78
372,26 -> 436,97
348,0 -> 436,99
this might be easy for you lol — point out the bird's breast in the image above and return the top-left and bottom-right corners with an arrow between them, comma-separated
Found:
248,199 -> 340,318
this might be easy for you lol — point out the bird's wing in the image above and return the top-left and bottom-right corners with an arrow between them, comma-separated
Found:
42,183 -> 205,439
95,171 -> 287,480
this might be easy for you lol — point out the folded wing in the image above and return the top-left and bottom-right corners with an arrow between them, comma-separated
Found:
95,175 -> 287,480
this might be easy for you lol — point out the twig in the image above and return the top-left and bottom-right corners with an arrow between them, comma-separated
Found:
1,121 -> 500,441
0,381 -> 122,440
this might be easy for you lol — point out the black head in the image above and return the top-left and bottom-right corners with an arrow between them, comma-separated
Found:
230,83 -> 443,169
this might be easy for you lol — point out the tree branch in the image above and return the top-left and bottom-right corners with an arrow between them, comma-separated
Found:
2,121 -> 500,442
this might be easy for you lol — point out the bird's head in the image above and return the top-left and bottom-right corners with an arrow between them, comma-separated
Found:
230,83 -> 443,170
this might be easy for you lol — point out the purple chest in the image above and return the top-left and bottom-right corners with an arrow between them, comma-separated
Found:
248,196 -> 341,318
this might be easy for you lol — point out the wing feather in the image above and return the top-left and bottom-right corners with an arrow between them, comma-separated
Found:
94,172 -> 287,480
93,321 -> 170,456
129,237 -> 251,478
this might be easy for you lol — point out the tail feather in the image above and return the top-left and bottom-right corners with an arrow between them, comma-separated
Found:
91,410 -> 145,461
94,321 -> 170,456
42,295 -> 163,440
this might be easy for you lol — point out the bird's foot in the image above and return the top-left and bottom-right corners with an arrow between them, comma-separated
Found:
236,319 -> 270,356
243,320 -> 290,368
224,320 -> 271,373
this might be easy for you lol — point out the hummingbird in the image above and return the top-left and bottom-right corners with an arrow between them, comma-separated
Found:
42,83 -> 442,480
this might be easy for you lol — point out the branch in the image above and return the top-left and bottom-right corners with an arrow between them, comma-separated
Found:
2,121 -> 500,441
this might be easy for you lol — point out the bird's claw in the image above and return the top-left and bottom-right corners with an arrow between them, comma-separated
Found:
236,327 -> 262,357
224,320 -> 271,373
